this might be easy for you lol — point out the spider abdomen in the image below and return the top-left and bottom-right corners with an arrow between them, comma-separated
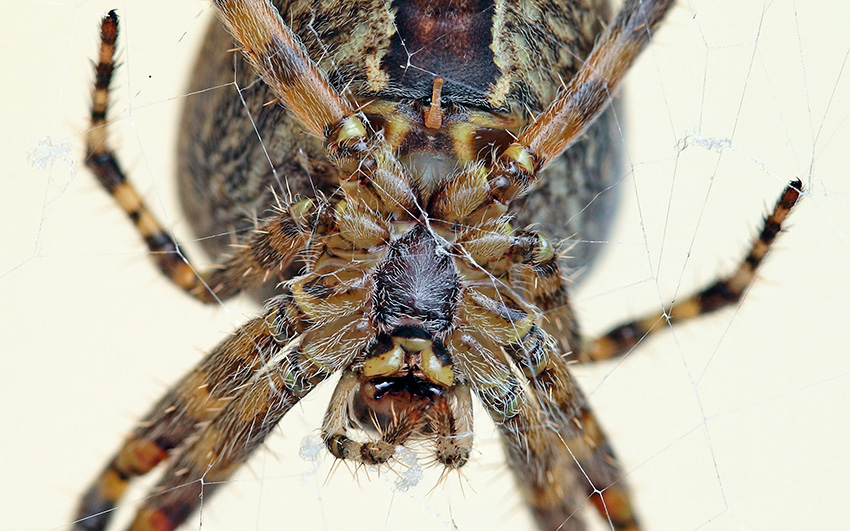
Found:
178,0 -> 622,276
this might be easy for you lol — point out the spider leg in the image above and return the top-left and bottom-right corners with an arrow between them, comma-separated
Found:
86,12 -> 193,293
212,0 -> 385,179
212,0 -> 352,140
72,294 -> 308,530
214,0 -> 427,221
498,396 -> 636,531
506,229 -> 580,355
87,12 -> 341,304
74,258 -> 374,530
447,329 -> 621,531
455,222 -> 579,353
506,329 -> 638,530
489,0 -> 675,203
122,313 -> 370,531
460,285 -> 638,530
583,179 -> 803,362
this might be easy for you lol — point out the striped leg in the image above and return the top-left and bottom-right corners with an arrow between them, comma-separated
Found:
497,402 -> 636,531
489,0 -> 675,203
87,12 -> 339,304
507,329 -> 639,530
583,180 -> 803,362
72,295 -> 307,530
499,406 -> 588,531
459,282 -> 638,530
447,330 -> 611,531
124,313 -> 371,531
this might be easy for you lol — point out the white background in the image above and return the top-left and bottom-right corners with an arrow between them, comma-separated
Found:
2,1 -> 849,530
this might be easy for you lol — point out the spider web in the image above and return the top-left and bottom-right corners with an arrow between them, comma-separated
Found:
3,1 -> 850,530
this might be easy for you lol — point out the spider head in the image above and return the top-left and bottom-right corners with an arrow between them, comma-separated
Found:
354,327 -> 454,436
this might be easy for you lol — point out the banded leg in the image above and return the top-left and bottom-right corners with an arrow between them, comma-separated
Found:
72,295 -> 307,530
507,330 -> 639,530
489,0 -> 675,202
212,0 -> 351,138
124,313 -> 371,531
444,331 -> 560,524
212,0 -> 373,174
86,12 -> 337,304
447,330 -> 622,531
584,179 -> 803,362
498,400 -> 635,531
460,283 -> 638,530
465,322 -> 636,530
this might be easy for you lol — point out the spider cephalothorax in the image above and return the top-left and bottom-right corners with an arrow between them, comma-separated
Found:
74,1 -> 802,530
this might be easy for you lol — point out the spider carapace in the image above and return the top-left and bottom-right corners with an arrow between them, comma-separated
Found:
74,1 -> 802,530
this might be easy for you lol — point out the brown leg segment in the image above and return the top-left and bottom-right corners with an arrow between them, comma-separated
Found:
86,12 -> 194,295
212,0 -> 374,176
583,180 -> 803,362
212,0 -> 353,138
533,356 -> 639,531
124,314 -> 372,531
489,0 -> 676,203
72,295 -> 308,530
493,326 -> 639,531
499,408 -> 588,531
86,12 -> 340,305
446,330 -> 587,530
461,280 -> 638,530
508,230 -> 581,355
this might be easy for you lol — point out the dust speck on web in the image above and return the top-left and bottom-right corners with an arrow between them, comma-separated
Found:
392,446 -> 424,492
28,136 -> 76,174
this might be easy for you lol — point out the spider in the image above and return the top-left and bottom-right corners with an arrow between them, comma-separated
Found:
73,1 -> 802,530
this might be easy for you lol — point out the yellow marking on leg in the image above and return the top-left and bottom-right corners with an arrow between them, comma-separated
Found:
112,182 -> 142,211
670,298 -> 700,320
459,289 -> 533,345
135,211 -> 161,240
184,426 -> 234,479
96,467 -> 129,504
583,181 -> 802,364
234,376 -> 279,422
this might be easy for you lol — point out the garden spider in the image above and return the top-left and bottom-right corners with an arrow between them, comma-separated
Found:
73,1 -> 801,530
